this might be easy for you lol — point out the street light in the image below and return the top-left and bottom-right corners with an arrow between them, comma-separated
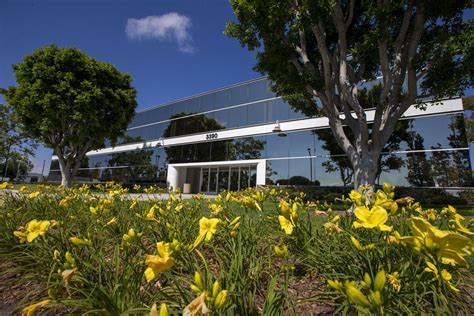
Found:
307,148 -> 313,185
272,121 -> 287,137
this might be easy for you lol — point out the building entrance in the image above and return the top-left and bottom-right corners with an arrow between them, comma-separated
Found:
199,165 -> 257,193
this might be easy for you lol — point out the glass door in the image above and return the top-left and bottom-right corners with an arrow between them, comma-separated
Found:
200,168 -> 209,192
218,167 -> 229,192
230,167 -> 240,191
209,168 -> 218,193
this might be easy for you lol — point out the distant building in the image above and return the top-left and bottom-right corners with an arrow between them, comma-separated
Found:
48,78 -> 472,193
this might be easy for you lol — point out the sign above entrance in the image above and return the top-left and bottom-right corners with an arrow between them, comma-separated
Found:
205,133 -> 218,140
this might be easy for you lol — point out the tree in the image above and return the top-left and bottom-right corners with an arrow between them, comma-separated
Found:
0,103 -> 36,180
226,0 -> 473,189
2,45 -> 137,187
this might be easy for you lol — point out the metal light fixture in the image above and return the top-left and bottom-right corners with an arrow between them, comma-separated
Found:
272,120 -> 287,137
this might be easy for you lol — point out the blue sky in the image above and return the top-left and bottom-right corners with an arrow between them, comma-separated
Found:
1,1 -> 473,175
0,0 -> 260,174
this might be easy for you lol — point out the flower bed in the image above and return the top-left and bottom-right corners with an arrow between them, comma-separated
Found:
0,182 -> 472,314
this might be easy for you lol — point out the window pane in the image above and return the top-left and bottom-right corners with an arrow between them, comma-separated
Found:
289,158 -> 313,186
267,99 -> 289,122
266,134 -> 289,158
266,159 -> 289,185
247,101 -> 266,126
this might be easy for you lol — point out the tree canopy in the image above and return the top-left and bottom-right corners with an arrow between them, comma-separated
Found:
2,45 -> 137,186
226,0 -> 473,188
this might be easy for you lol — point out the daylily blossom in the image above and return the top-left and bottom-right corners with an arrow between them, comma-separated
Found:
183,292 -> 211,316
69,236 -> 92,246
22,299 -> 51,316
278,215 -> 294,235
28,191 -> 41,199
387,272 -> 401,292
353,206 -> 392,231
424,261 -> 459,292
401,217 -> 473,266
150,303 -> 169,316
14,220 -> 51,243
199,217 -> 220,241
122,228 -> 143,245
344,281 -> 370,308
350,236 -> 375,252
144,242 -> 175,282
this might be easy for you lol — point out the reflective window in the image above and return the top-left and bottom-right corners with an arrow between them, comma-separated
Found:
227,105 -> 248,129
215,89 -> 231,110
288,131 -> 316,158
248,79 -> 272,101
267,99 -> 289,122
288,158 -> 314,186
230,136 -> 266,160
240,166 -> 249,190
229,167 -> 239,191
266,159 -> 289,185
247,102 -> 267,126
314,157 -> 348,187
250,166 -> 257,187
218,167 -> 229,192
410,114 -> 467,150
230,84 -> 249,106
266,134 -> 289,158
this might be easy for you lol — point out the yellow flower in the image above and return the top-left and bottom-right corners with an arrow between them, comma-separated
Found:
344,281 -> 370,308
183,292 -> 211,316
209,203 -> 223,214
350,236 -> 375,252
22,299 -> 51,315
150,303 -> 169,316
349,190 -> 363,202
28,191 -> 41,199
353,205 -> 392,231
387,272 -> 401,292
69,236 -> 92,246
214,290 -> 228,309
129,199 -> 138,210
59,196 -> 73,207
199,217 -> 220,241
327,279 -> 343,291
324,222 -> 343,235
19,185 -> 27,192
373,270 -> 386,292
401,217 -> 473,266
123,228 -> 143,244
279,200 -> 298,220
0,182 -> 14,189
144,242 -> 175,282
61,268 -> 77,287
274,244 -> 288,258
424,261 -> 459,292
450,214 -> 474,235
106,217 -> 118,225
14,220 -> 51,243
278,215 -> 294,235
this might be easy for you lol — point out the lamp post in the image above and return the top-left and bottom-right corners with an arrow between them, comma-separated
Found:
307,148 -> 313,185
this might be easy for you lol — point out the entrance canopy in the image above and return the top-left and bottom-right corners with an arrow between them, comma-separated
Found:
167,159 -> 266,194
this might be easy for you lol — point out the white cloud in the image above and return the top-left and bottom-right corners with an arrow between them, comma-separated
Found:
126,13 -> 195,53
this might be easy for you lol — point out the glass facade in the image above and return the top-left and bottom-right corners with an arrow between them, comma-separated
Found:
48,78 -> 472,188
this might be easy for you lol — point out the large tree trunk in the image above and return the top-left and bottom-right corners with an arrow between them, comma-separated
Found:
56,154 -> 74,188
61,171 -> 73,187
352,153 -> 378,190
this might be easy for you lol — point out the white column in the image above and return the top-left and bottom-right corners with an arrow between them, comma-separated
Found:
167,166 -> 178,192
256,160 -> 266,186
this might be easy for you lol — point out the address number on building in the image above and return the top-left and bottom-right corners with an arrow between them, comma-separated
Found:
206,133 -> 218,140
